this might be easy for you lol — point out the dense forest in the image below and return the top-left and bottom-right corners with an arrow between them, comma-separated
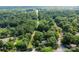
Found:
0,7 -> 79,52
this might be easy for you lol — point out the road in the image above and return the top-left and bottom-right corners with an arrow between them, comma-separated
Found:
55,33 -> 65,52
27,31 -> 36,48
0,37 -> 14,44
76,33 -> 79,35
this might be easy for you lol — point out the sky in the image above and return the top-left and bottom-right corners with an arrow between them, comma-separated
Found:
0,0 -> 78,6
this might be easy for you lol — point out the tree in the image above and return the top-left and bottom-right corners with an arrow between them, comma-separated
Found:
40,47 -> 53,52
15,39 -> 27,51
47,37 -> 57,48
73,35 -> 79,45
34,31 -> 44,41
0,40 -> 4,50
33,31 -> 44,47
46,30 -> 56,38
62,32 -> 74,45
71,47 -> 79,52
0,28 -> 9,38
5,39 -> 14,51
63,24 -> 77,34
55,16 -> 67,27
37,20 -> 49,32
